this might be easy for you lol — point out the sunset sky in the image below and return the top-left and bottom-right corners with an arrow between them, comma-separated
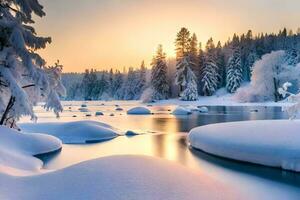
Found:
35,0 -> 300,72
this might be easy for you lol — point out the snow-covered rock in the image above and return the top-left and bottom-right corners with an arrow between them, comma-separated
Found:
115,107 -> 123,111
0,155 -> 241,200
125,130 -> 139,136
127,107 -> 151,115
198,106 -> 209,113
95,111 -> 104,116
78,107 -> 89,112
0,126 -> 61,174
172,106 -> 192,115
19,121 -> 119,144
188,120 -> 300,172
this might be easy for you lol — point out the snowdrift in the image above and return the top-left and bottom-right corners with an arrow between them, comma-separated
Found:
172,106 -> 192,115
0,126 -> 61,174
188,120 -> 300,172
127,107 -> 151,115
0,155 -> 241,200
19,121 -> 119,144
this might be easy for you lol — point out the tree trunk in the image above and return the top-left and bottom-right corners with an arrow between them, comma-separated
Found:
273,77 -> 279,102
0,96 -> 15,125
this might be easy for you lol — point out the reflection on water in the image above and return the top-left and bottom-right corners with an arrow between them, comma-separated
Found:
27,103 -> 300,199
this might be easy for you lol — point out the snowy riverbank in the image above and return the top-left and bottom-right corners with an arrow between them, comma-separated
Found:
188,120 -> 300,172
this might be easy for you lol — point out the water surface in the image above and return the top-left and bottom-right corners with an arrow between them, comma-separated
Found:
22,101 -> 300,200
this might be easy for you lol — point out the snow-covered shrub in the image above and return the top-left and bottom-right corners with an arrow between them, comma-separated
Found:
235,51 -> 300,102
278,82 -> 300,119
140,87 -> 155,103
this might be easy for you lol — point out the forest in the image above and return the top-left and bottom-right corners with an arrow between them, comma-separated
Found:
62,27 -> 300,102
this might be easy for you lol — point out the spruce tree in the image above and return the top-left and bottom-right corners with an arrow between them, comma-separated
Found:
215,41 -> 225,87
226,34 -> 243,93
200,38 -> 219,96
178,57 -> 198,101
150,45 -> 169,100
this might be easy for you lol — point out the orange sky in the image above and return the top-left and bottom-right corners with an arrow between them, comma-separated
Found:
34,0 -> 300,72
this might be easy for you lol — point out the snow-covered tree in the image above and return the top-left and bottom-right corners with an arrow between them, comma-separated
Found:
0,0 -> 63,128
188,33 -> 198,74
215,41 -> 225,87
179,63 -> 198,101
226,34 -> 243,93
200,38 -> 218,96
43,61 -> 66,117
236,51 -> 300,102
278,82 -> 300,119
247,50 -> 259,75
150,45 -> 169,100
175,27 -> 190,61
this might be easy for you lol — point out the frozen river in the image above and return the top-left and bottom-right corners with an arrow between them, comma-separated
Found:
20,101 -> 300,200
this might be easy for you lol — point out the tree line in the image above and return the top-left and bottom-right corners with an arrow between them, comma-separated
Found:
63,27 -> 300,101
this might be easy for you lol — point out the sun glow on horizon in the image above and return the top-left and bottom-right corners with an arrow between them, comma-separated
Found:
35,0 -> 300,72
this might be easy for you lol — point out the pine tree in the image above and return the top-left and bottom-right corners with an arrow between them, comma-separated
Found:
285,39 -> 300,65
113,70 -> 124,99
178,58 -> 198,101
175,27 -> 190,61
200,38 -> 219,96
0,0 -> 64,128
135,60 -> 147,99
215,41 -> 226,87
188,33 -> 199,73
108,68 -> 114,97
150,45 -> 169,100
226,34 -> 243,93
175,28 -> 191,93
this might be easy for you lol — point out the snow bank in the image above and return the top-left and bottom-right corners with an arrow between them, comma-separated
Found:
188,120 -> 300,172
1,155 -> 241,200
127,107 -> 151,115
0,126 -> 61,174
172,106 -> 192,115
19,121 -> 119,144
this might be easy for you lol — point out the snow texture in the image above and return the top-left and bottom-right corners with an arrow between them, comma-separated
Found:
0,126 -> 61,174
0,155 -> 241,200
127,107 -> 151,115
19,121 -> 118,144
189,120 -> 300,172
172,106 -> 192,115
198,106 -> 209,113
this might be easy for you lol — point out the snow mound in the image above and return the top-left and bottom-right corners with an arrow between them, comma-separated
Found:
95,111 -> 104,116
188,120 -> 300,172
0,126 -> 61,174
127,107 -> 151,115
172,106 -> 192,115
19,121 -> 119,144
1,155 -> 241,200
198,106 -> 209,113
186,106 -> 200,111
